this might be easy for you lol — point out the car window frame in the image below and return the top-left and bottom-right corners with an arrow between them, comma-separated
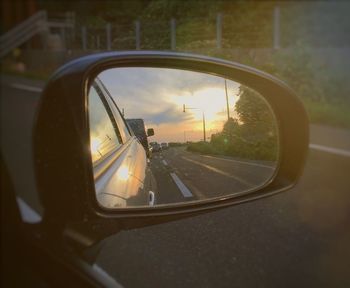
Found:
89,83 -> 124,166
95,77 -> 132,143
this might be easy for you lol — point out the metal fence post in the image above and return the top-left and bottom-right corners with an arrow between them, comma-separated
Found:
106,23 -> 111,50
68,11 -> 76,42
170,18 -> 176,50
61,27 -> 66,49
216,13 -> 222,49
135,20 -> 141,50
41,11 -> 49,51
273,5 -> 280,49
96,35 -> 100,50
82,26 -> 87,50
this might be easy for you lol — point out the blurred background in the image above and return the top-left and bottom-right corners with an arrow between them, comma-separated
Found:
1,1 -> 350,287
1,0 -> 350,128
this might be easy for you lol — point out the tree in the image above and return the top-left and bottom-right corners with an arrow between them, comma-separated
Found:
234,85 -> 276,141
222,117 -> 239,141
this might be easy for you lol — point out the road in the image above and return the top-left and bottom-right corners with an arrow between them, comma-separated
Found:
98,147 -> 350,288
150,147 -> 276,205
1,76 -> 350,287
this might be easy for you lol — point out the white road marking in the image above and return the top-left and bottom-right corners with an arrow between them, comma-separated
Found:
162,160 -> 168,166
92,264 -> 123,288
182,156 -> 254,188
16,197 -> 42,223
170,173 -> 193,198
202,155 -> 274,169
10,83 -> 43,93
309,143 -> 350,157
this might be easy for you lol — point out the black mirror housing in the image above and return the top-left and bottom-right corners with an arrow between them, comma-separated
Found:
33,51 -> 309,248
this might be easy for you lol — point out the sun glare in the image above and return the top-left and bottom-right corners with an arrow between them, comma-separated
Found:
170,86 -> 236,127
117,166 -> 130,181
91,137 -> 102,154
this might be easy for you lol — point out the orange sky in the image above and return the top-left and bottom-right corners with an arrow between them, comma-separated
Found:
99,67 -> 241,143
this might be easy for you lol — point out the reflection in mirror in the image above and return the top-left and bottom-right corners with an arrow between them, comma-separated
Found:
88,67 -> 279,209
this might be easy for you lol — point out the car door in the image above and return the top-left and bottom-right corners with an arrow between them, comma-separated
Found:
88,81 -> 155,208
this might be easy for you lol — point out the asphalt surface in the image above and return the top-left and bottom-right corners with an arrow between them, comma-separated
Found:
150,147 -> 276,205
1,76 -> 350,287
97,146 -> 350,288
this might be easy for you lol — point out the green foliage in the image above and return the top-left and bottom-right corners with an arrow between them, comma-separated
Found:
264,44 -> 327,103
168,142 -> 185,147
252,44 -> 350,127
222,118 -> 239,140
141,0 -> 221,20
303,99 -> 350,128
38,0 -> 150,27
197,86 -> 279,161
235,86 -> 275,135
221,1 -> 275,48
189,88 -> 279,162
188,135 -> 278,161
25,1 -> 350,128
187,141 -> 217,155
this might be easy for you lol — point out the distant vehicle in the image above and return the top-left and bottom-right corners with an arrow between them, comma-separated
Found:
150,142 -> 162,152
161,142 -> 168,150
126,118 -> 154,157
148,144 -> 153,158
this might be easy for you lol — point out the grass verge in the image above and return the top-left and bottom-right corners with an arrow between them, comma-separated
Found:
303,99 -> 350,129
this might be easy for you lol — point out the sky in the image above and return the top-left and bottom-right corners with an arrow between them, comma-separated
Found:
98,67 -> 241,143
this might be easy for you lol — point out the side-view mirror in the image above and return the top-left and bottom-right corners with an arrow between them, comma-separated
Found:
147,128 -> 154,137
34,51 -> 308,249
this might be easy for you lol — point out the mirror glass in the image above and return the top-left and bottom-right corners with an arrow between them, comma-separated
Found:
88,67 -> 279,209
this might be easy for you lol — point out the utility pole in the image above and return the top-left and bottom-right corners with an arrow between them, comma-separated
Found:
183,104 -> 207,142
135,20 -> 141,50
216,13 -> 222,49
225,79 -> 230,120
202,112 -> 206,142
170,18 -> 176,50
273,5 -> 280,50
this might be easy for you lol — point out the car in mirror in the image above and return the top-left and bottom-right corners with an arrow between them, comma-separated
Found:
33,51 -> 308,247
89,67 -> 280,209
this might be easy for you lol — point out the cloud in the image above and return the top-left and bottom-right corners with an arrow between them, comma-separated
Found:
97,67 -> 241,141
144,105 -> 192,125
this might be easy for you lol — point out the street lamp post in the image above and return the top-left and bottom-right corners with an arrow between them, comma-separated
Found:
202,111 -> 206,142
183,104 -> 207,142
225,79 -> 230,121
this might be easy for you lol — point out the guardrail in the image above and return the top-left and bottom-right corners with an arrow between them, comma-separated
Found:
0,10 -> 48,58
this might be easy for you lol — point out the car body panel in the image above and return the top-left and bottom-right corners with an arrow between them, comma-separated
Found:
94,138 -> 149,208
91,80 -> 156,208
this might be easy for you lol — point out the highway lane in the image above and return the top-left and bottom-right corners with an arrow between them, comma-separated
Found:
97,146 -> 350,288
2,77 -> 350,287
149,152 -> 192,204
150,147 -> 276,205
